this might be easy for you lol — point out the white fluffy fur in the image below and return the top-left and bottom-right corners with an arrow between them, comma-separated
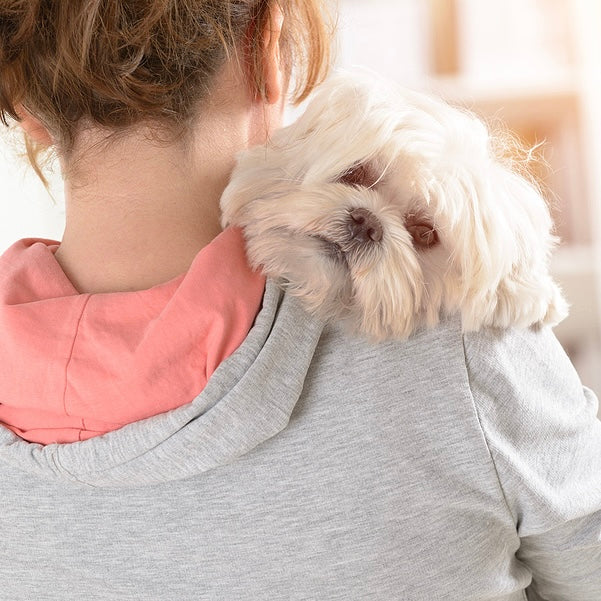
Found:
220,71 -> 569,342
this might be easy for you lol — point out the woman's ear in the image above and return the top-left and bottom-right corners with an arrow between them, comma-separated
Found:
16,107 -> 53,147
261,4 -> 285,105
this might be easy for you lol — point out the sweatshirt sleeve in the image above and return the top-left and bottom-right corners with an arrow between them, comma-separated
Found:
462,325 -> 601,601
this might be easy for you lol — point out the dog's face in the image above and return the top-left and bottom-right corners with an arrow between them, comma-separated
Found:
221,73 -> 567,340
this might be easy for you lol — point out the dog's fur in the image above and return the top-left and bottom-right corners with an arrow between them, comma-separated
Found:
221,72 -> 569,342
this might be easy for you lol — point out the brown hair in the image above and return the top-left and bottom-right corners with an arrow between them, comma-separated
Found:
0,0 -> 333,162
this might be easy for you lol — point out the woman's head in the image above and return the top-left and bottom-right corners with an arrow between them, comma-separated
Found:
0,0 -> 332,159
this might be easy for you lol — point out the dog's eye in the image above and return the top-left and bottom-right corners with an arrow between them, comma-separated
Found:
405,214 -> 439,249
337,163 -> 379,188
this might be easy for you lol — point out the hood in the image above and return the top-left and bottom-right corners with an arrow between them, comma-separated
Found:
0,278 -> 323,488
0,229 -> 324,488
0,227 -> 266,444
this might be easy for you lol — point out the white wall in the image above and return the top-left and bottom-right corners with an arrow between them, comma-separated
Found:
0,132 -> 64,252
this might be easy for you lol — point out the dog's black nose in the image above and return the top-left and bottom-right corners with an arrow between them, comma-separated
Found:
348,208 -> 383,243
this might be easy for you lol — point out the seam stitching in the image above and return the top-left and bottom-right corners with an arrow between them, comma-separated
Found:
62,294 -> 92,418
460,332 -> 520,528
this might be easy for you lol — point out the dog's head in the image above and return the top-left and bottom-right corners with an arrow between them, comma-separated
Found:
221,72 -> 568,340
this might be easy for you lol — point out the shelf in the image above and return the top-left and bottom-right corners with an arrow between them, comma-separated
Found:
421,75 -> 580,121
552,244 -> 599,277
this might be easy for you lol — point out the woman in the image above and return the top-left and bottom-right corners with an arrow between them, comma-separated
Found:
0,2 -> 600,599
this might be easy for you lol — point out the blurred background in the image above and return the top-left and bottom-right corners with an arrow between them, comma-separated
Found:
1,0 -> 600,392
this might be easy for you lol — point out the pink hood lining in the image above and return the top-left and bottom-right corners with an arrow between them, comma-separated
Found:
0,226 -> 266,445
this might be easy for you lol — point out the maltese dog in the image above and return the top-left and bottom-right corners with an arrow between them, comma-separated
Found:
220,72 -> 568,342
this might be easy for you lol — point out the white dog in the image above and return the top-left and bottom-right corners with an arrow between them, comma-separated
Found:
220,72 -> 568,342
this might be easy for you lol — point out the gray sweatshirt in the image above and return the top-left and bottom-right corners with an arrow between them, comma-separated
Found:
1,279 -> 600,600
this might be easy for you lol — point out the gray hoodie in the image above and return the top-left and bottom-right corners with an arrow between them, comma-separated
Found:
1,279 -> 600,600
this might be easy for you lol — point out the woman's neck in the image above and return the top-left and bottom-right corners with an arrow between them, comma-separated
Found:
55,129 -> 232,294
53,61 -> 280,294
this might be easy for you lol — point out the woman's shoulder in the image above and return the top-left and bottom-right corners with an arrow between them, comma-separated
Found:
460,321 -> 596,432
460,322 -> 601,536
310,313 -> 598,476
312,311 -> 601,530
310,311 -> 563,392
314,310 -> 584,400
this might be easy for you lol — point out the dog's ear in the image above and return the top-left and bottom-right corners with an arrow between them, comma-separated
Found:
441,162 -> 568,330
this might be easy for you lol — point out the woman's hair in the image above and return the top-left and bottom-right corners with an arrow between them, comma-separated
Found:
0,0 -> 333,161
